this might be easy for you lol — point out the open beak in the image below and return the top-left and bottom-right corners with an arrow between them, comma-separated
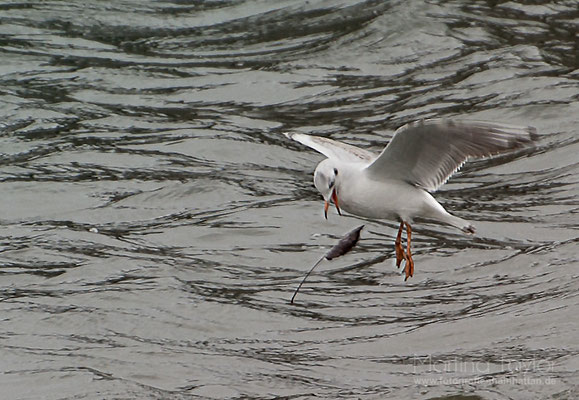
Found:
324,188 -> 342,219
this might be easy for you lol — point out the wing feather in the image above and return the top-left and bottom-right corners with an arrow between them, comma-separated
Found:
284,132 -> 376,163
365,119 -> 537,191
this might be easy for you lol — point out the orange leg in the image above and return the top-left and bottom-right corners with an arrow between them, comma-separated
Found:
394,222 -> 406,268
404,222 -> 414,281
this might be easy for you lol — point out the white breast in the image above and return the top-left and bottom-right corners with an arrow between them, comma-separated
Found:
337,167 -> 442,222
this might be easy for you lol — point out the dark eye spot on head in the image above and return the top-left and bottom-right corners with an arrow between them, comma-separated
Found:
333,168 -> 338,175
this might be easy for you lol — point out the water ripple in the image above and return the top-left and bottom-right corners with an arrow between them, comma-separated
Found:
1,0 -> 578,399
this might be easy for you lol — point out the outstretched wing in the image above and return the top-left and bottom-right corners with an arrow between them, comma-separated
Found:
365,119 -> 537,192
284,132 -> 376,163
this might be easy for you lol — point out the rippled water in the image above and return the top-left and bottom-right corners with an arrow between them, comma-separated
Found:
1,1 -> 578,399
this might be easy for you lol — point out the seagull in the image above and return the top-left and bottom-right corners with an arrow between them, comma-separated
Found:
285,119 -> 537,280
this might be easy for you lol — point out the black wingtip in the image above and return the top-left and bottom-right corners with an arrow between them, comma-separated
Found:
462,224 -> 476,234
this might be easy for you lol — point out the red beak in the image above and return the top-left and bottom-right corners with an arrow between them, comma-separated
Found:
324,189 -> 342,219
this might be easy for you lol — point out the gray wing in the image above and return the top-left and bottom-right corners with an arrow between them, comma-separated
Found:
284,132 -> 376,163
365,119 -> 538,192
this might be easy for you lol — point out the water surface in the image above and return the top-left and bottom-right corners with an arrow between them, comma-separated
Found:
1,1 -> 578,399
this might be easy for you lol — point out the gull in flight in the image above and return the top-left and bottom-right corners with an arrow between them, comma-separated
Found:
285,119 -> 537,280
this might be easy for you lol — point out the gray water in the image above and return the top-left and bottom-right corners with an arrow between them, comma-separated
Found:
1,1 -> 578,399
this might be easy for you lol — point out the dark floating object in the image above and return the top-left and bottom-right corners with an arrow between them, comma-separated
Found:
290,225 -> 364,304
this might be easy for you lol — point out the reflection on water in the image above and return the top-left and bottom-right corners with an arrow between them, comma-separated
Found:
1,0 -> 578,399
